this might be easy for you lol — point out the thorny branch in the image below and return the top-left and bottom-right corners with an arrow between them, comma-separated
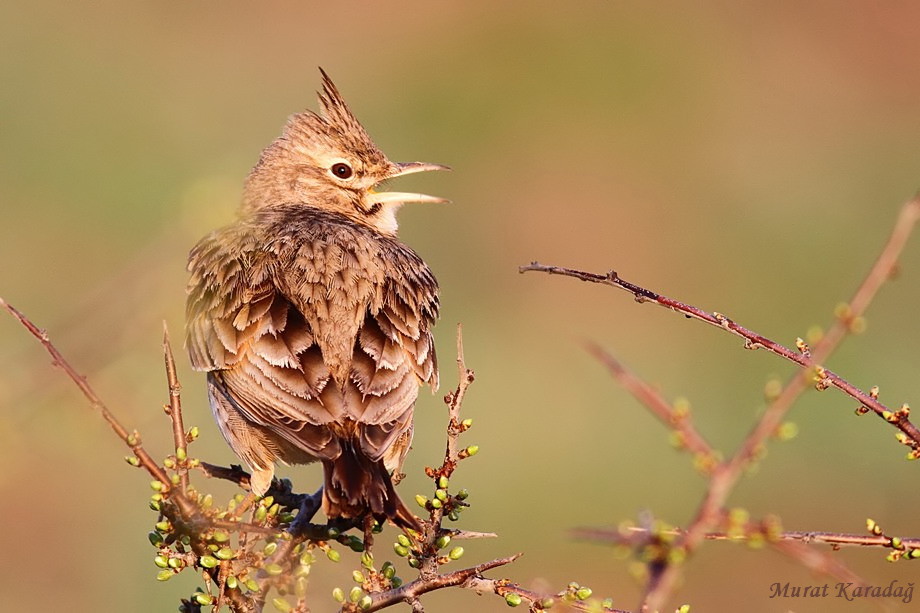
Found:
520,194 -> 920,612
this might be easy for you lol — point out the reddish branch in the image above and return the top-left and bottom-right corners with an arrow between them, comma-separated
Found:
521,194 -> 920,612
163,325 -> 190,493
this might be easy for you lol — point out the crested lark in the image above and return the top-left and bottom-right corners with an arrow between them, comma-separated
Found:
186,69 -> 445,529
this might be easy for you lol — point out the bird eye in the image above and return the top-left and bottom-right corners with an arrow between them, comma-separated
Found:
330,162 -> 354,179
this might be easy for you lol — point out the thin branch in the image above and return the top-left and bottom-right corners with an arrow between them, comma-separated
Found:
0,297 -> 176,487
585,343 -> 715,462
576,525 -> 920,553
519,196 -> 920,450
163,325 -> 190,493
361,555 -> 520,612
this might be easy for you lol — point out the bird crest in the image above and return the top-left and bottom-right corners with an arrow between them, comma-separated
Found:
281,68 -> 386,166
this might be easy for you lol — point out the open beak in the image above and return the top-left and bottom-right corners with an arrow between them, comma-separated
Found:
367,161 -> 451,206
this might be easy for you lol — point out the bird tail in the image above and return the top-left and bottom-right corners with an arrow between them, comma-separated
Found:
322,444 -> 422,532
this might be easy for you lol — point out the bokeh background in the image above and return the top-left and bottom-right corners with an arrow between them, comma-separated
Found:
3,2 -> 920,611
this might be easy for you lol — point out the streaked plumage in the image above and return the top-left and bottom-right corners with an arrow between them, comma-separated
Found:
185,70 -> 444,529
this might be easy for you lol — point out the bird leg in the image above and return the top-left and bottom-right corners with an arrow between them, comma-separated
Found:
363,514 -> 376,553
287,486 -> 324,536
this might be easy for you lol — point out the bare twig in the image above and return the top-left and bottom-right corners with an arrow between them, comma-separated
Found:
163,325 -> 190,493
519,197 -> 920,451
1,298 -> 174,493
585,343 -> 715,463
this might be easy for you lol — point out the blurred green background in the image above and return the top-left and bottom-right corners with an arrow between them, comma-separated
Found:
2,2 -> 920,611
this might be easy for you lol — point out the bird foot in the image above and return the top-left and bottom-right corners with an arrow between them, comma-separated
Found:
287,486 -> 324,536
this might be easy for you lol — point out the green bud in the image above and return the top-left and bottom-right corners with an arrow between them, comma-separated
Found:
415,494 -> 428,508
271,597 -> 292,612
465,445 -> 479,456
187,426 -> 199,441
155,521 -> 170,532
575,587 -> 593,600
461,418 -> 473,428
436,534 -> 451,549
360,551 -> 374,569
226,575 -> 238,590
268,503 -> 280,517
154,555 -> 168,568
391,576 -> 403,588
352,570 -> 365,584
199,555 -> 219,569
359,595 -> 373,610
300,551 -> 316,566
150,480 -> 165,492
382,562 -> 396,579
456,489 -> 469,500
676,605 -> 690,613
326,548 -> 341,562
438,475 -> 449,489
176,447 -> 187,461
394,544 -> 409,557
254,506 -> 268,522
127,433 -> 139,446
211,530 -> 229,543
244,578 -> 260,592
349,586 -> 363,603
430,498 -> 442,509
541,597 -> 556,609
397,534 -> 411,547
448,546 -> 464,560
215,547 -> 235,560
332,586 -> 346,602
201,494 -> 213,508
148,531 -> 165,547
163,457 -> 176,469
435,489 -> 448,501
407,556 -> 421,569
263,542 -> 277,556
505,592 -> 522,607
167,557 -> 184,569
125,456 -> 140,467
264,563 -> 284,576
170,473 -> 180,485
261,495 -> 274,508
155,570 -> 173,582
295,575 -> 308,597
194,593 -> 213,606
448,511 -> 460,521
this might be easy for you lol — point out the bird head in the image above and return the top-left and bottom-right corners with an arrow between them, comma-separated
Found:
242,69 -> 448,235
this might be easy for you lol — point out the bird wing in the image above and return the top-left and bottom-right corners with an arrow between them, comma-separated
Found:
186,212 -> 439,464
186,223 -> 340,461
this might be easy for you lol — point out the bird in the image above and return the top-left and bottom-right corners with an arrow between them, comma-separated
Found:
185,69 -> 446,531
